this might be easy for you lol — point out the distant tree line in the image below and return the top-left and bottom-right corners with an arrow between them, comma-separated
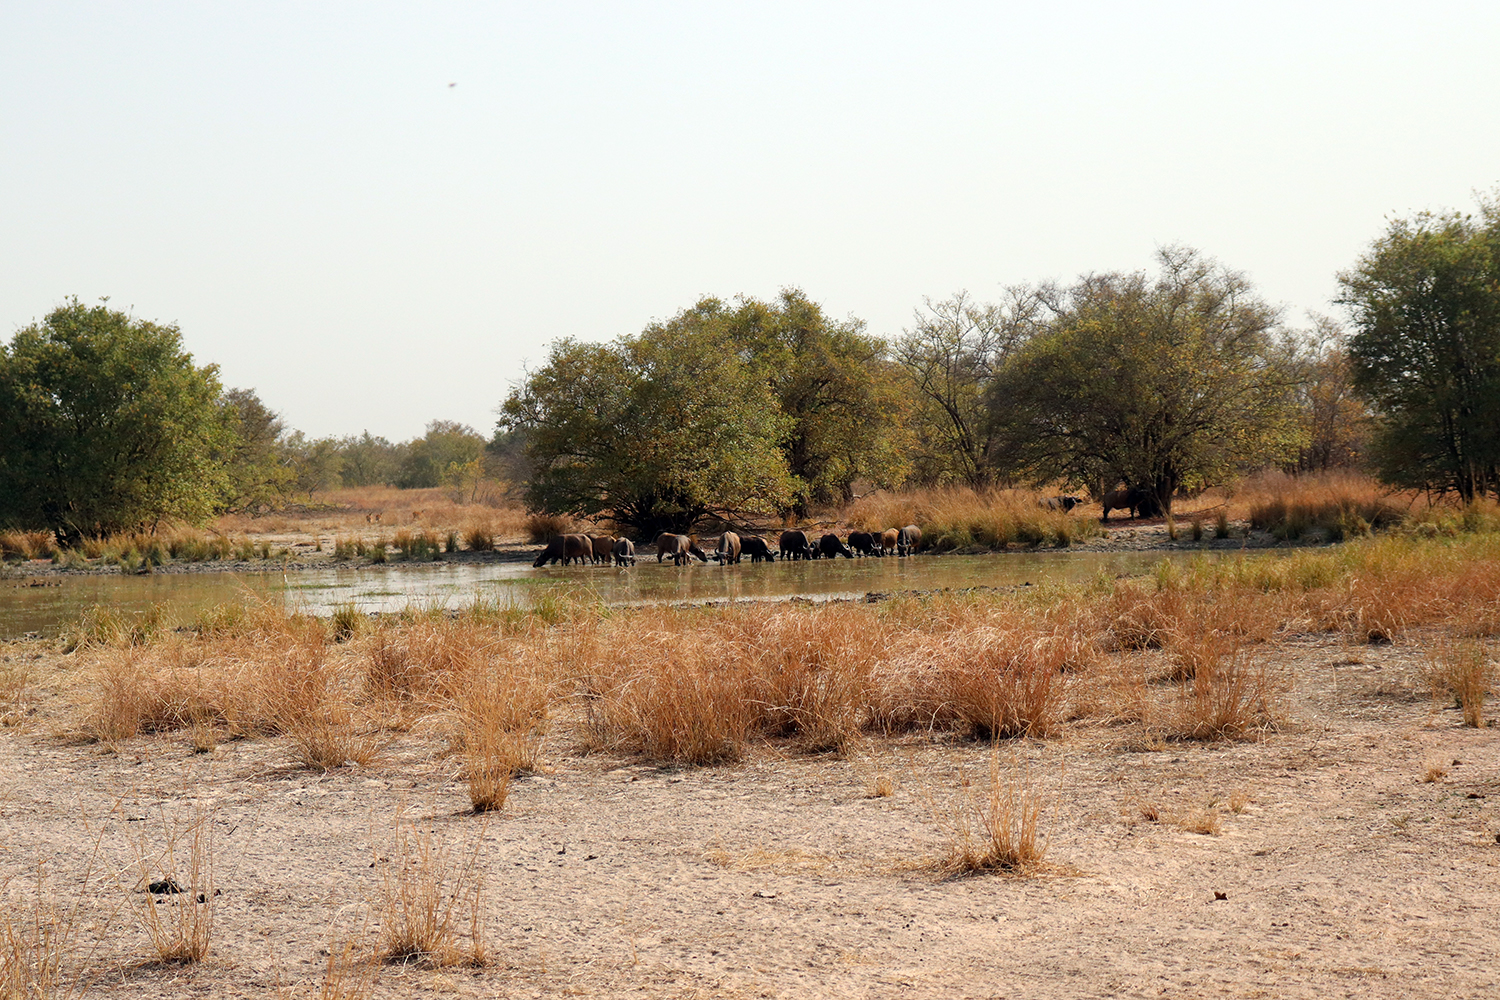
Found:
5,192 -> 1496,541
0,299 -> 492,541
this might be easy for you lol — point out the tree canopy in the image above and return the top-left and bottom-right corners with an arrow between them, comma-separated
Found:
500,311 -> 798,537
1339,201 -> 1500,501
985,247 -> 1302,514
0,300 -> 232,540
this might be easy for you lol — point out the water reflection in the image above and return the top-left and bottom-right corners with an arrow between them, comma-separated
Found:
1,548 -> 1273,638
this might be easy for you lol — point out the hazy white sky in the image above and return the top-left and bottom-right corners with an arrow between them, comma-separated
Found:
3,2 -> 1497,441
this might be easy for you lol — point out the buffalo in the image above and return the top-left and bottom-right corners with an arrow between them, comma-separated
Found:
715,531 -> 742,565
740,536 -> 776,563
612,537 -> 636,566
1042,495 -> 1082,512
589,535 -> 617,565
656,532 -> 709,565
779,529 -> 815,561
532,533 -> 592,567
880,528 -> 899,553
1101,486 -> 1162,522
848,530 -> 882,557
896,524 -> 922,556
818,533 -> 854,559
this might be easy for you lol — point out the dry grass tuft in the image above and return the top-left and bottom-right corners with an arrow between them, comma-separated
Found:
462,522 -> 496,551
935,755 -> 1050,877
0,858 -> 104,999
125,807 -> 216,966
524,512 -> 579,543
1166,652 -> 1280,741
455,664 -> 551,812
377,824 -> 488,968
1426,640 -> 1494,727
0,529 -> 57,561
936,628 -> 1071,740
592,647 -> 758,765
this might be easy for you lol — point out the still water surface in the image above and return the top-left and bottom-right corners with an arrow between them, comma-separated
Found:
1,548 -> 1271,638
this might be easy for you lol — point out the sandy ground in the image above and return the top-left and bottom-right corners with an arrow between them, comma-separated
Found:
1,630 -> 1498,999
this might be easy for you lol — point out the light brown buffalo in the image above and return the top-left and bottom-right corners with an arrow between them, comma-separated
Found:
715,531 -> 742,565
532,533 -> 593,567
589,535 -> 617,564
656,533 -> 709,566
896,524 -> 922,556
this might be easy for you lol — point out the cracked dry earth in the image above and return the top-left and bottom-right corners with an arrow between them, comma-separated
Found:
1,632 -> 1498,999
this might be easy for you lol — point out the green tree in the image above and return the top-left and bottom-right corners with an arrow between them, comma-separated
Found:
0,299 -> 232,541
334,431 -> 404,487
712,290 -> 909,506
1281,316 -> 1372,472
1339,202 -> 1500,501
987,247 -> 1301,516
218,388 -> 296,513
499,316 -> 798,538
395,420 -> 486,489
281,432 -> 345,496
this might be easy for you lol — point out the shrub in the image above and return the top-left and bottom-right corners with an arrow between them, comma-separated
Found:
463,523 -> 495,551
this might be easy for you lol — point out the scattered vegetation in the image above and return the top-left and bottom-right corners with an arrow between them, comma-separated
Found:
125,808 -> 216,965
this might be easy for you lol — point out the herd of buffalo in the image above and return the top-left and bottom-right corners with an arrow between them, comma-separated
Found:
532,525 -> 924,568
530,489 -> 1158,568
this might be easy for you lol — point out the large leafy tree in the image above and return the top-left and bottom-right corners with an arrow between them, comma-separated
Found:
0,299 -> 232,541
1339,202 -> 1500,501
711,290 -> 909,506
499,312 -> 798,538
987,247 -> 1301,516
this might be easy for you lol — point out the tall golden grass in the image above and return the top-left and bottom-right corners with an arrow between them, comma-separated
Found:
844,486 -> 1099,550
377,824 -> 488,968
1243,470 -> 1408,540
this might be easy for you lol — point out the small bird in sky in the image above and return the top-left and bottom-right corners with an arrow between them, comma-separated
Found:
448,82 -> 456,88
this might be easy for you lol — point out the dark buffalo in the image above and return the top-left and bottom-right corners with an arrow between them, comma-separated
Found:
612,537 -> 636,566
779,529 -> 815,561
740,536 -> 775,563
818,533 -> 854,559
848,530 -> 882,557
1042,495 -> 1082,512
656,532 -> 708,566
533,533 -> 593,567
715,531 -> 742,565
589,535 -> 617,564
896,524 -> 922,556
1101,486 -> 1162,522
